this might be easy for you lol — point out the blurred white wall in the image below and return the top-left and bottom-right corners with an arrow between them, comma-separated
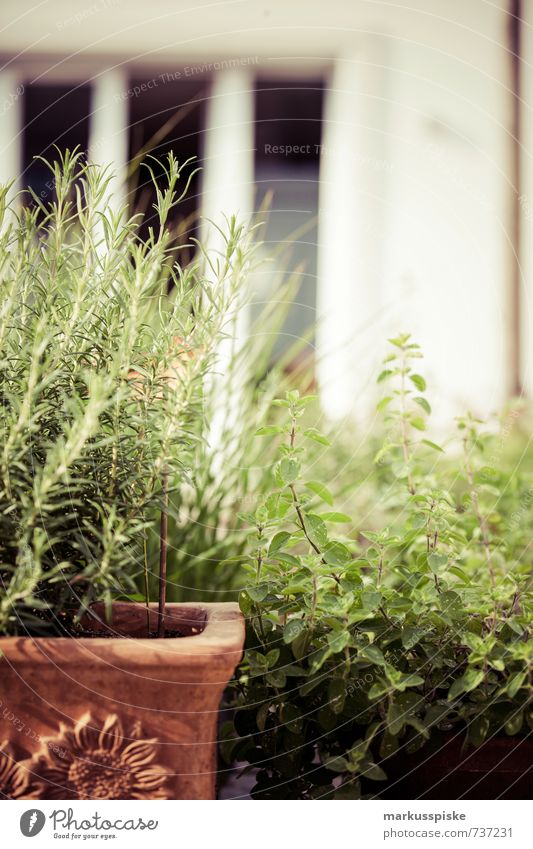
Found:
0,0 -> 525,423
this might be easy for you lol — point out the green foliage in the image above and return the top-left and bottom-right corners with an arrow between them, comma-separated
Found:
146,273 -> 309,604
223,334 -> 533,799
0,150 -> 253,635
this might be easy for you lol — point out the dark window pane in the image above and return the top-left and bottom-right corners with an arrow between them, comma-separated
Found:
254,80 -> 324,363
128,76 -> 208,248
22,83 -> 91,201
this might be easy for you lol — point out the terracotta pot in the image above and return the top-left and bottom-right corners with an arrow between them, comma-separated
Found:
0,602 -> 244,800
373,732 -> 532,800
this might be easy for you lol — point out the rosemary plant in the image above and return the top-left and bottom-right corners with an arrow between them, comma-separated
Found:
0,150 -> 253,636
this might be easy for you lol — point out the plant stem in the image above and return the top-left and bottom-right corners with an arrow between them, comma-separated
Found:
157,471 -> 169,638
143,537 -> 151,635
287,418 -> 341,585
400,363 -> 415,495
463,439 -> 496,590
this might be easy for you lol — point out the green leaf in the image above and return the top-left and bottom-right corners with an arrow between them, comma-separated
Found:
275,552 -> 301,567
303,428 -> 331,446
255,426 -> 284,436
327,630 -> 351,653
505,711 -> 523,735
323,541 -> 352,567
305,480 -> 334,506
428,552 -> 448,573
363,762 -> 387,781
281,703 -> 303,733
387,701 -> 406,736
283,619 -> 307,644
373,442 -> 397,464
278,458 -> 300,484
448,668 -> 485,700
295,394 -> 318,408
318,512 -> 352,524
268,531 -> 292,556
396,672 -> 424,690
361,591 -> 381,610
239,591 -> 253,615
328,678 -> 347,714
247,583 -> 270,602
359,644 -> 386,666
304,513 -> 328,548
402,626 -> 427,650
379,732 -> 399,758
325,756 -> 349,773
377,369 -> 393,383
411,513 -> 427,529
266,669 -> 286,688
414,396 -> 431,414
265,648 -> 280,668
448,565 -> 471,584
506,671 -> 526,698
299,675 -> 325,696
410,374 -> 426,391
422,439 -> 444,453
376,396 -> 392,412
368,679 -> 390,699
389,334 -> 411,348
425,703 -> 451,729
467,716 -> 489,747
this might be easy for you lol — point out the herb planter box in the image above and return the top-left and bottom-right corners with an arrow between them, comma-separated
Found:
0,602 -> 244,800
375,733 -> 533,800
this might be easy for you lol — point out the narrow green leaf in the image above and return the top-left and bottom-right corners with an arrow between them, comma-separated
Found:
318,512 -> 352,524
304,428 -> 331,446
305,480 -> 334,506
422,439 -> 445,453
414,396 -> 431,414
255,426 -> 284,436
410,374 -> 426,391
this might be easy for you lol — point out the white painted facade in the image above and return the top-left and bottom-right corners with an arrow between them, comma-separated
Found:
0,0 -> 525,422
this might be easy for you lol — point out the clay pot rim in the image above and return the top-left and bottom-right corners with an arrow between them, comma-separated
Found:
0,602 -> 244,669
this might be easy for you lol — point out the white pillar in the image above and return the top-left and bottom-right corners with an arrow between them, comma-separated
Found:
316,45 -> 389,422
0,70 -> 23,204
381,9 -> 510,425
88,69 -> 129,213
201,69 -> 254,243
201,69 -> 254,459
520,1 -> 533,398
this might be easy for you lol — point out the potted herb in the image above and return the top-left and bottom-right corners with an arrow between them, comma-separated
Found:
0,152 -> 245,800
223,335 -> 532,799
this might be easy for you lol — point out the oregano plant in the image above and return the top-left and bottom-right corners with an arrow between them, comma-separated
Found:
222,335 -> 532,799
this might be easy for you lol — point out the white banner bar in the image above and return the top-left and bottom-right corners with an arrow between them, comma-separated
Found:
2,799 -> 529,848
